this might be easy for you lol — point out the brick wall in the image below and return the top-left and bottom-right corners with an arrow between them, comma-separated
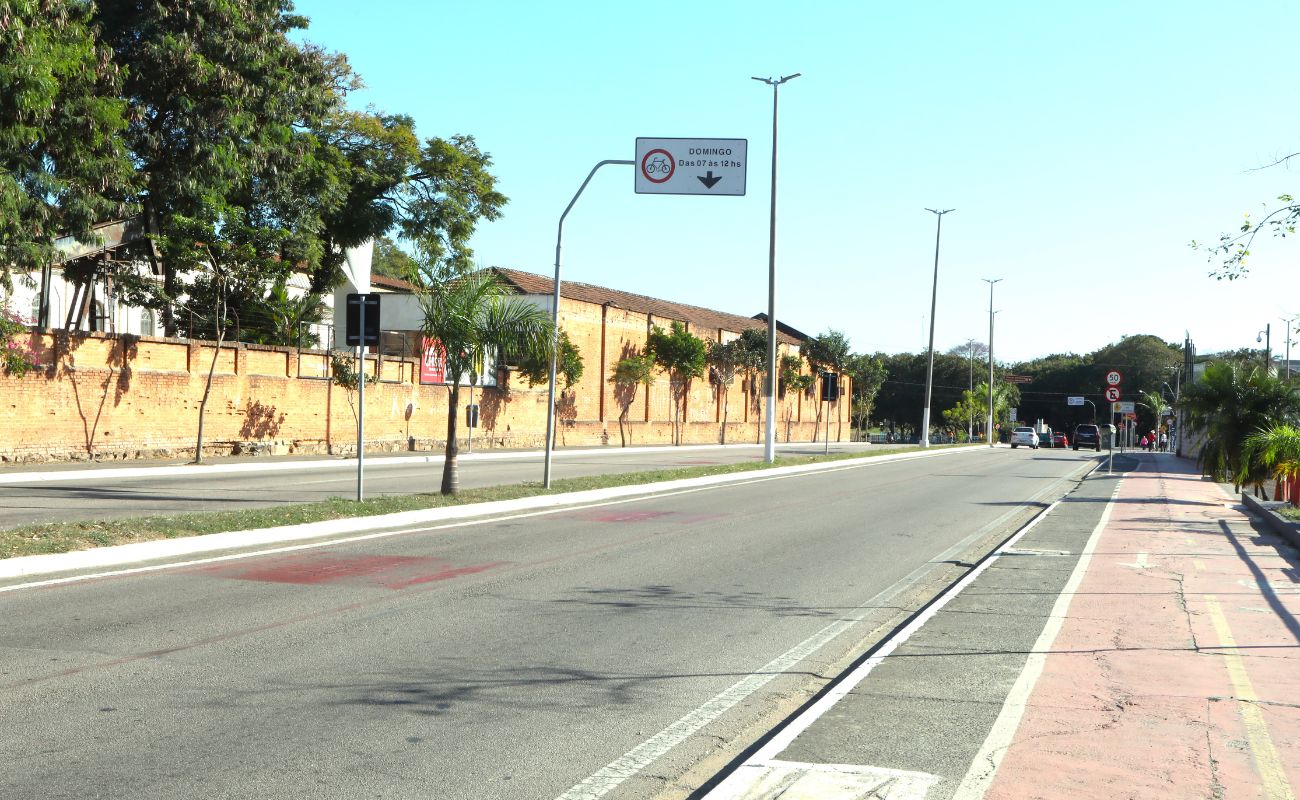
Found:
0,295 -> 850,463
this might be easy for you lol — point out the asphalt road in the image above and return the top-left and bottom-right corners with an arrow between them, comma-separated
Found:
0,442 -> 904,529
0,446 -> 1099,800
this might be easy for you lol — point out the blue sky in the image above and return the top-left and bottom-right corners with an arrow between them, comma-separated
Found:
293,0 -> 1300,363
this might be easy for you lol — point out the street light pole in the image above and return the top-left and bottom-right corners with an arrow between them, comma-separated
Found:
920,208 -> 954,447
753,72 -> 800,464
967,338 -> 975,442
1281,316 -> 1295,379
1258,323 -> 1272,372
982,278 -> 1001,447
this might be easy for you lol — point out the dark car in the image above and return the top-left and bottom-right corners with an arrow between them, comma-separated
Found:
1073,423 -> 1101,451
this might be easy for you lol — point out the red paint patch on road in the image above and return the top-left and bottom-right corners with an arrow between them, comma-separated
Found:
567,509 -> 729,525
198,554 -> 504,589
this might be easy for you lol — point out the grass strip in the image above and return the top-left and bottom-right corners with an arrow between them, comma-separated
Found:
0,444 -> 965,559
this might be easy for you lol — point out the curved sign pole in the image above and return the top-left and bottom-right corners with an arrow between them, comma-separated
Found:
544,160 -> 634,489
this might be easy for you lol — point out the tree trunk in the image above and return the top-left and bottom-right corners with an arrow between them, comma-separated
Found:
193,290 -> 227,464
442,382 -> 461,495
618,406 -> 629,447
719,389 -> 729,445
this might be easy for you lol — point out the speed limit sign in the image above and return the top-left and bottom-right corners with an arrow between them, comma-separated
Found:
1105,370 -> 1123,386
1105,386 -> 1122,402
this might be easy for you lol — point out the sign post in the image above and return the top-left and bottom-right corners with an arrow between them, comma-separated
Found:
346,293 -> 380,502
634,138 -> 748,196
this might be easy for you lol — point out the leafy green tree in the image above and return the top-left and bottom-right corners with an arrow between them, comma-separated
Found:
779,353 -> 813,442
1242,424 -> 1300,505
1180,361 -> 1300,490
518,329 -> 584,390
1196,189 -> 1299,280
416,267 -> 552,494
0,0 -> 134,290
709,336 -> 764,444
805,329 -> 851,440
371,235 -> 418,281
735,327 -> 769,442
846,353 -> 886,441
239,277 -> 328,348
610,352 -> 655,447
645,322 -> 707,446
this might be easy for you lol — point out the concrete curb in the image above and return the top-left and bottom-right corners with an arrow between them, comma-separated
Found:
0,441 -> 915,486
1,445 -> 984,581
1239,492 -> 1300,550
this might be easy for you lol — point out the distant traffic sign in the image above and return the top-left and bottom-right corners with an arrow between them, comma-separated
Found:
1117,401 -> 1136,413
1104,386 -> 1122,402
1067,396 -> 1085,406
1105,370 -> 1123,386
634,138 -> 747,196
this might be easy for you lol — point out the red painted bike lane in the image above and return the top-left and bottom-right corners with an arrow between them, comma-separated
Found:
977,455 -> 1300,799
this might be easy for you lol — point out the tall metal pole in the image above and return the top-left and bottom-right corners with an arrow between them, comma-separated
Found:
982,279 -> 1001,446
544,159 -> 634,489
967,339 -> 975,442
1282,316 -> 1294,379
356,302 -> 365,503
920,208 -> 953,448
753,73 -> 800,464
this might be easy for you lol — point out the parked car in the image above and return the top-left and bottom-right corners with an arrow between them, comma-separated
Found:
1073,424 -> 1102,451
1053,432 -> 1068,448
1010,426 -> 1039,449
1038,427 -> 1054,448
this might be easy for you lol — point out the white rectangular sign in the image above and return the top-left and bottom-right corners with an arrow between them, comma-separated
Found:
1116,401 -> 1136,413
635,138 -> 747,196
1067,396 -> 1085,406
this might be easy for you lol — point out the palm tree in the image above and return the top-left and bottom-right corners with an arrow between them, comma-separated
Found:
1179,361 -> 1300,490
1242,425 -> 1300,505
416,268 -> 552,494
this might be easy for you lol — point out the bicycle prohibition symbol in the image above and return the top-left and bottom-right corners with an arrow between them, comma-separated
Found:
640,148 -> 675,183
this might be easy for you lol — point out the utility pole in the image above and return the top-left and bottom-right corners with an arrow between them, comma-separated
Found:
920,208 -> 954,447
982,278 -> 1001,446
752,72 -> 801,464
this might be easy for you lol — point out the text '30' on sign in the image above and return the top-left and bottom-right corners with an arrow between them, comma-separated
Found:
635,138 -> 747,196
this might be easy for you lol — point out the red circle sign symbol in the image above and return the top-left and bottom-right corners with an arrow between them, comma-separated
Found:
641,148 -> 675,184
1105,387 -> 1121,402
1105,370 -> 1123,386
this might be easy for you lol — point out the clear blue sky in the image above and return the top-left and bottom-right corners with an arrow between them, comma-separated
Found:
293,0 -> 1300,364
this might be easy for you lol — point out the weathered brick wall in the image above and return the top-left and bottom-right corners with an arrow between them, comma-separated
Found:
0,295 -> 849,463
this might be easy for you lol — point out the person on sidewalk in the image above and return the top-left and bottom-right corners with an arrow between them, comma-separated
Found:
1159,431 -> 1168,452
1140,433 -> 1149,451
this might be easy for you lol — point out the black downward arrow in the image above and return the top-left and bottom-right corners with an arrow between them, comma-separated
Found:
697,171 -> 722,189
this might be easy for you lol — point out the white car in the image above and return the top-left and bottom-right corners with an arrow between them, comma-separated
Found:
1010,426 -> 1039,449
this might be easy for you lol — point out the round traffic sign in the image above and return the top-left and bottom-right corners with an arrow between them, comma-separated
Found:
1105,370 -> 1123,386
1105,386 -> 1122,402
640,148 -> 675,184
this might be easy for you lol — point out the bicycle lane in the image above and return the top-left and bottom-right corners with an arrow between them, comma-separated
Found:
966,454 -> 1300,799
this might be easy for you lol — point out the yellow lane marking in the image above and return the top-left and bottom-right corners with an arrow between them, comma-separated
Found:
1203,594 -> 1295,800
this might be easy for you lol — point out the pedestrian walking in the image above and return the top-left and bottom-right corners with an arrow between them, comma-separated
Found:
1159,431 -> 1168,452
1140,433 -> 1150,451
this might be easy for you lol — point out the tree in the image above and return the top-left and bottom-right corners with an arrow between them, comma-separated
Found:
1242,425 -> 1300,505
644,322 -> 707,446
780,353 -> 813,442
239,277 -> 328,349
416,268 -> 552,494
734,328 -> 769,443
1196,188 -> 1300,280
610,352 -> 655,447
846,353 -> 886,441
708,337 -> 762,445
518,329 -> 584,390
371,235 -> 418,281
1179,361 -> 1300,490
805,329 -> 851,441
0,0 -> 135,290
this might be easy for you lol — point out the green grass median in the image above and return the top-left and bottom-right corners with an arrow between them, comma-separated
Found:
1,445 -> 971,559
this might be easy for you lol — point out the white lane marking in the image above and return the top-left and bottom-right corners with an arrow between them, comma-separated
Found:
553,494 -> 1071,800
712,760 -> 938,800
1,446 -> 990,582
1119,552 -> 1149,569
950,480 -> 1123,799
699,502 -> 1064,800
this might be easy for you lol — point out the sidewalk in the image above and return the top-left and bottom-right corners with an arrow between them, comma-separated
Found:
974,453 -> 1300,799
977,452 -> 1300,796
702,452 -> 1299,800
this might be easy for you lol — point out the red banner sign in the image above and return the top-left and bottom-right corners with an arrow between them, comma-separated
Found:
420,338 -> 447,384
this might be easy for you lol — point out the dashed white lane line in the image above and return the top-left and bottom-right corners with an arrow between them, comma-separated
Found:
700,500 -> 1065,800
950,479 -> 1123,799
